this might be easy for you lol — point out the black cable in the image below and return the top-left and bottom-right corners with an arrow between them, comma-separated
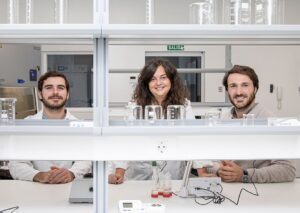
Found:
0,206 -> 19,213
221,161 -> 259,205
173,161 -> 259,206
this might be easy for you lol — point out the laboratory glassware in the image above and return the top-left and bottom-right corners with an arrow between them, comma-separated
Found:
124,104 -> 143,125
167,105 -> 185,120
204,111 -> 221,126
145,105 -> 163,121
189,0 -> 217,24
0,98 -> 17,120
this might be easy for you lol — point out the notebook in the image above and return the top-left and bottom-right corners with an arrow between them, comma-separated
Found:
69,178 -> 93,203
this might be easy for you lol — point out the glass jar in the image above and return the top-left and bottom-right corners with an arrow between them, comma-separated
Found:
223,0 -> 252,24
253,0 -> 284,24
189,0 -> 217,24
0,98 -> 17,120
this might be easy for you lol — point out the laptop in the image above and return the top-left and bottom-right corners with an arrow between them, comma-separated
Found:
69,178 -> 93,203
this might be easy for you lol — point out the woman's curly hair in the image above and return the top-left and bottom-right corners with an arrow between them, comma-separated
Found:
133,58 -> 190,114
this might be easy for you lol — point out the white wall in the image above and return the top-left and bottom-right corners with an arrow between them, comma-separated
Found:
284,0 -> 300,24
0,44 -> 41,87
232,45 -> 300,117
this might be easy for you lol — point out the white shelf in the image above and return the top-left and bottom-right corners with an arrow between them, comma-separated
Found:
1,23 -> 300,160
2,24 -> 300,43
0,24 -> 101,39
1,122 -> 300,160
102,24 -> 300,43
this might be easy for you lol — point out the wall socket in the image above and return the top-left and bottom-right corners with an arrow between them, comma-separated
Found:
157,141 -> 167,154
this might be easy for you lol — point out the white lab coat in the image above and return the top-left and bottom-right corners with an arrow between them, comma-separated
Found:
8,110 -> 91,181
107,100 -> 213,180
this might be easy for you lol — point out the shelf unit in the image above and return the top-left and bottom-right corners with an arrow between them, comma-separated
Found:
1,1 -> 300,213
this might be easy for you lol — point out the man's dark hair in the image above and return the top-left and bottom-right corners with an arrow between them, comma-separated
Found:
38,71 -> 69,92
222,65 -> 259,91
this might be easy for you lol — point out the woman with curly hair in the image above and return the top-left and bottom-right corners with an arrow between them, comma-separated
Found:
108,59 -> 212,184
133,58 -> 192,118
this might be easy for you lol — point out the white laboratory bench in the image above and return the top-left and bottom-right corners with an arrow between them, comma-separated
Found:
1,179 -> 300,213
0,180 -> 92,213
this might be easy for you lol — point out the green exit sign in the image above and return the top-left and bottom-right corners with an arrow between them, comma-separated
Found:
167,44 -> 184,51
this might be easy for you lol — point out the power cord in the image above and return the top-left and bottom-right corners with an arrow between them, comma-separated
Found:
0,206 -> 19,213
173,160 -> 259,206
219,161 -> 259,205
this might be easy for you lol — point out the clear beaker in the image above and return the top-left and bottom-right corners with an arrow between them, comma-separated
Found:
205,111 -> 221,126
0,98 -> 17,120
189,0 -> 217,24
254,0 -> 284,24
124,103 -> 143,125
167,105 -> 185,120
0,0 -> 19,24
145,105 -> 163,123
223,0 -> 252,24
162,172 -> 172,198
26,0 -> 67,24
243,113 -> 254,126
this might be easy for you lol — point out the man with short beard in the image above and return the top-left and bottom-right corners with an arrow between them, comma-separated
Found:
209,65 -> 296,183
9,71 -> 91,184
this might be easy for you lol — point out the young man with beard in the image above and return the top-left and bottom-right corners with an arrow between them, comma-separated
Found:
9,71 -> 91,184
210,65 -> 296,183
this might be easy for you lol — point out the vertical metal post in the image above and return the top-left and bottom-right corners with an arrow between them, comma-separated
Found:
224,44 -> 232,103
93,1 -> 109,212
93,37 -> 109,127
93,30 -> 109,213
94,161 -> 108,213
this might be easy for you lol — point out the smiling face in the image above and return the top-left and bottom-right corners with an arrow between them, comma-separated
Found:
227,73 -> 257,111
148,65 -> 171,105
38,76 -> 68,110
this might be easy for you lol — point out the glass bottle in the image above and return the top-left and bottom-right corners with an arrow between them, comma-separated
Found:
189,0 -> 217,24
162,172 -> 172,198
223,0 -> 252,24
151,161 -> 159,198
254,0 -> 284,24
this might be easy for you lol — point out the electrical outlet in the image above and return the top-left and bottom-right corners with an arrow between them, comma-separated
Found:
157,141 -> 167,154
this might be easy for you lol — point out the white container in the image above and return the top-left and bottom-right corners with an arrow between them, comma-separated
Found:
0,98 -> 17,120
189,0 -> 217,24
